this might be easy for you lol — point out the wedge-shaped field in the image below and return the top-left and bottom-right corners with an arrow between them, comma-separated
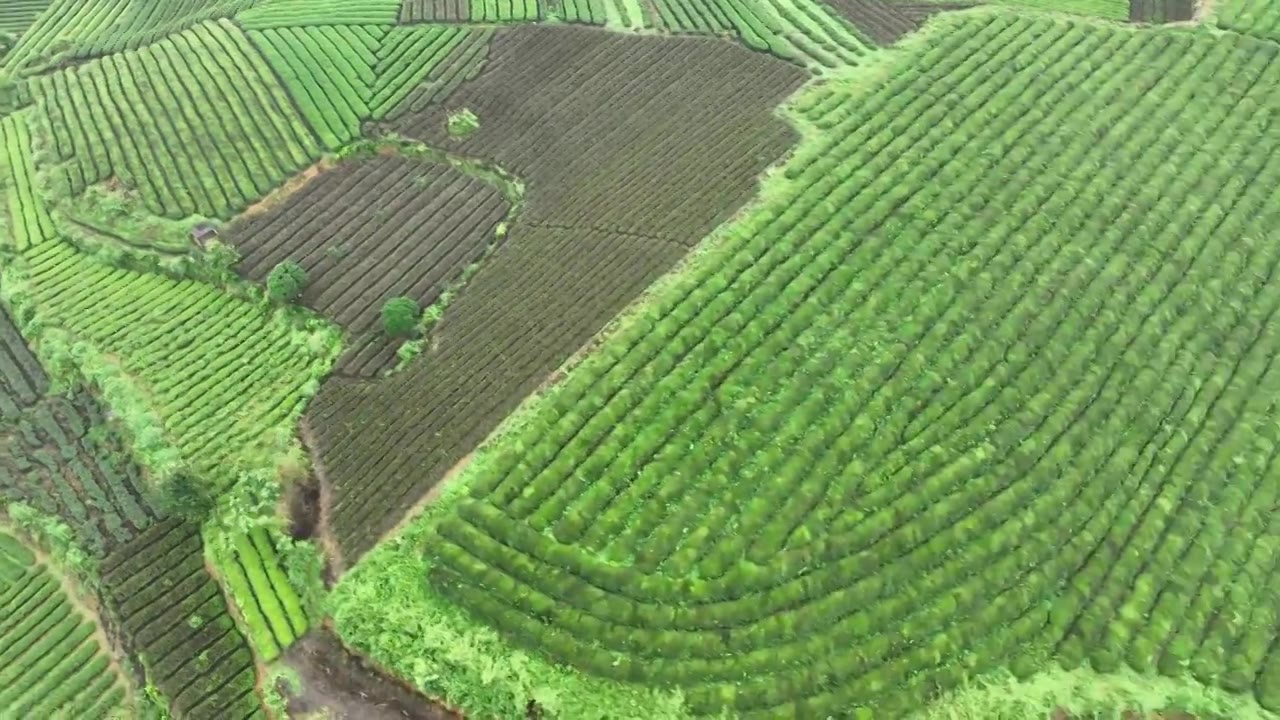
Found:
101,518 -> 265,719
0,114 -> 339,490
18,240 -> 339,484
335,13 -> 1280,718
0,531 -> 132,718
246,25 -> 493,147
227,153 -> 512,377
820,0 -> 970,44
31,19 -> 323,219
308,25 -> 806,561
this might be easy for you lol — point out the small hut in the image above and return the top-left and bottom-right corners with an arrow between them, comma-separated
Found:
191,222 -> 218,249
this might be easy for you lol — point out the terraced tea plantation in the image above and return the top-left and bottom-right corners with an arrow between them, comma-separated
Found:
0,0 -> 1277,719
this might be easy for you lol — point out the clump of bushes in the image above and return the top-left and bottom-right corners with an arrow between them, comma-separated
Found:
267,261 -> 307,303
382,296 -> 420,337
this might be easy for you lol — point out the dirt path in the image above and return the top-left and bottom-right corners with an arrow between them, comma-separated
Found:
282,628 -> 460,720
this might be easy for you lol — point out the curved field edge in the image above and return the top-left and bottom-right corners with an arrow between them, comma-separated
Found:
330,11 -> 1280,719
325,27 -> 842,720
0,517 -> 138,718
324,23 -> 929,720
329,476 -> 686,720
911,666 -> 1277,720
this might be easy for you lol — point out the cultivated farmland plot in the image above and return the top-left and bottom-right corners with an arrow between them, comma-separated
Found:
0,0 -> 1279,718
0,530 -> 133,718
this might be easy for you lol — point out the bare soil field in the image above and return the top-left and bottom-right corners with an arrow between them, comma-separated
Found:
226,154 -> 511,377
283,630 -> 457,720
821,0 -> 972,44
305,24 -> 806,562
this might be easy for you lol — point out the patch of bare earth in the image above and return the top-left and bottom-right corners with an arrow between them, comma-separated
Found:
282,628 -> 460,720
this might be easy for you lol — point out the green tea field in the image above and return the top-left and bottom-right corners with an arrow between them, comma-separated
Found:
0,0 -> 1277,719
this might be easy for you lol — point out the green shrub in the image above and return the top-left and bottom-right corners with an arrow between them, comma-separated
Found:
266,261 -> 307,303
447,108 -> 480,138
382,296 -> 420,337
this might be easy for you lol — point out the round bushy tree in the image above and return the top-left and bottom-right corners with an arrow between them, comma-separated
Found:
267,261 -> 307,303
382,296 -> 420,337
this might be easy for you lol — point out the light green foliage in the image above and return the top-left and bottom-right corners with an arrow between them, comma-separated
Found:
267,259 -> 307,303
560,0 -> 871,68
211,534 -> 283,660
54,182 -> 214,255
30,19 -> 322,219
276,534 -> 326,622
247,25 -> 384,148
13,238 -> 338,489
3,0 -> 92,72
209,528 -> 309,660
1218,0 -> 1280,42
4,0 -> 258,72
901,0 -> 1127,19
237,0 -> 400,28
0,1 -> 49,40
0,529 -> 130,718
330,493 -> 688,720
446,108 -> 479,138
0,114 -> 56,251
4,503 -> 94,582
250,528 -> 308,633
201,238 -> 241,282
558,0 -> 646,28
913,666 -> 1280,720
203,471 -> 311,660
338,13 -> 1280,718
262,664 -> 301,718
372,27 -> 479,119
381,296 -> 420,338
249,24 -> 491,142
467,0 -> 541,22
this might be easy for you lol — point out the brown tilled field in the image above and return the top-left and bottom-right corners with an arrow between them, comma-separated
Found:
819,0 -> 971,45
226,154 -> 512,377
305,25 -> 806,560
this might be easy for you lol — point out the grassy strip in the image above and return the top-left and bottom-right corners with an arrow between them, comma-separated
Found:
910,666 -> 1279,720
